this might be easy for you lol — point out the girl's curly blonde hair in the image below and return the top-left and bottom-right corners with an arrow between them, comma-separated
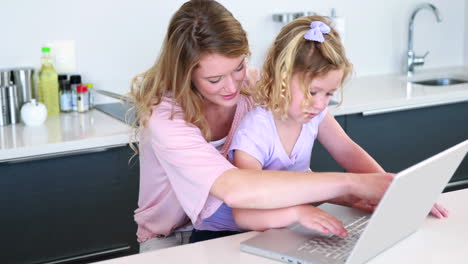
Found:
255,15 -> 352,119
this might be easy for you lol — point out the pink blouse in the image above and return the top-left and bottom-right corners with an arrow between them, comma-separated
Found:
134,94 -> 254,242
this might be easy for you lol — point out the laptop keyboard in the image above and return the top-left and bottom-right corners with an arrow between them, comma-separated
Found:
297,215 -> 370,261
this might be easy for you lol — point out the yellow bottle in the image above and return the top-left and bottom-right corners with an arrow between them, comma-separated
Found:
38,47 -> 60,115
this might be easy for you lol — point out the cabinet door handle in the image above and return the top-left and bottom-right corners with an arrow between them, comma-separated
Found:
446,179 -> 468,189
43,245 -> 131,264
2,144 -> 126,164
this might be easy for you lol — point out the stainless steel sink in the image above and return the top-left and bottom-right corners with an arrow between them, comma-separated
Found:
412,78 -> 468,86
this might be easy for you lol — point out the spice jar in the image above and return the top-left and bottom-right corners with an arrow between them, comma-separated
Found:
76,85 -> 89,112
59,75 -> 72,112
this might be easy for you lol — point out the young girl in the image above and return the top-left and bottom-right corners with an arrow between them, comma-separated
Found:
229,16 -> 448,232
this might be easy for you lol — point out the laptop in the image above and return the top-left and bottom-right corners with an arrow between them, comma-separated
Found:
240,139 -> 468,264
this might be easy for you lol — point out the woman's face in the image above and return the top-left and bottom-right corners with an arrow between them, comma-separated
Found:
288,69 -> 343,123
191,53 -> 246,108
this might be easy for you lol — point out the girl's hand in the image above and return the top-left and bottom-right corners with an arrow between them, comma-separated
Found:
429,202 -> 449,218
351,199 -> 448,219
296,205 -> 348,237
346,196 -> 448,219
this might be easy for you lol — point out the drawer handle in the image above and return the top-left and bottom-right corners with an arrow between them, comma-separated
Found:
43,245 -> 131,264
446,179 -> 468,189
2,145 -> 125,164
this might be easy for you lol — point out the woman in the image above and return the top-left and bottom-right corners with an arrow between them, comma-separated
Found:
131,0 -> 393,252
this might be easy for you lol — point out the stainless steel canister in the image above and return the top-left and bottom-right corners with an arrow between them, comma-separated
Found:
11,67 -> 35,106
6,85 -> 20,124
0,86 -> 9,126
0,70 -> 10,86
0,70 -> 11,126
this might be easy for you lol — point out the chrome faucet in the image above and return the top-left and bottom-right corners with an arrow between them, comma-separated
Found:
407,3 -> 442,76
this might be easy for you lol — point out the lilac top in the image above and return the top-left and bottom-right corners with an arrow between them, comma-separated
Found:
198,106 -> 327,232
229,106 -> 328,172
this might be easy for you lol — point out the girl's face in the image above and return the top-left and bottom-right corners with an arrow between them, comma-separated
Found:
288,69 -> 343,124
191,53 -> 246,108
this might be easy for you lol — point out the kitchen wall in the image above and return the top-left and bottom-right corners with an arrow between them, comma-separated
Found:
1,0 -> 466,98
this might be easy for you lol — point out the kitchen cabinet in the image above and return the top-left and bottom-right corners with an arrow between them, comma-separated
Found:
311,102 -> 468,191
346,101 -> 468,191
1,145 -> 139,264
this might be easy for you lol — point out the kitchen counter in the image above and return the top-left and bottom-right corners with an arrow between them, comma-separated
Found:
330,66 -> 468,116
1,66 -> 467,162
0,109 -> 133,162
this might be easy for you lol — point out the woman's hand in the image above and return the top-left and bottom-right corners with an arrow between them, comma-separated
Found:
349,199 -> 378,212
296,205 -> 348,237
329,194 -> 378,212
350,172 -> 395,202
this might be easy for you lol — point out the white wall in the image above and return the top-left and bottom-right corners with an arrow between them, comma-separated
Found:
1,0 -> 466,98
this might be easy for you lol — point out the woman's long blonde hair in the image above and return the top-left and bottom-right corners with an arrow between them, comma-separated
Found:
255,15 -> 352,119
128,0 -> 250,155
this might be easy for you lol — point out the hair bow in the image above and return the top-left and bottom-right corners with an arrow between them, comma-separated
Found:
304,21 -> 331,43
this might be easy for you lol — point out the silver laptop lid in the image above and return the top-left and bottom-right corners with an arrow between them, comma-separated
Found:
347,139 -> 468,264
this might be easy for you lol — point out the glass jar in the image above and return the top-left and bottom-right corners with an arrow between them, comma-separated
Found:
76,85 -> 89,113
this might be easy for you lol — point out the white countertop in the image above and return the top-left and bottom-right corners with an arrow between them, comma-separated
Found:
0,110 -> 132,162
94,189 -> 468,264
1,66 -> 467,161
330,66 -> 468,116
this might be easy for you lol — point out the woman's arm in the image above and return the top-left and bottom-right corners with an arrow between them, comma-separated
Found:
212,166 -> 392,209
213,113 -> 393,210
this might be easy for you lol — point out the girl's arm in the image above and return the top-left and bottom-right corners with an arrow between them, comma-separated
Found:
317,112 -> 385,174
316,112 -> 385,208
233,204 -> 347,237
231,150 -> 347,236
